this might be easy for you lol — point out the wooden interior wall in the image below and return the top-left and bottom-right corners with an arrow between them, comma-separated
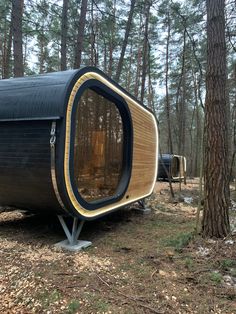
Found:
73,88 -> 124,202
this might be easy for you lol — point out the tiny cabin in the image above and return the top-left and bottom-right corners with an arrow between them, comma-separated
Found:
0,67 -> 158,220
157,154 -> 186,181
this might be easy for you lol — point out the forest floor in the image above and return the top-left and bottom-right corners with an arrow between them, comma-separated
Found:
0,179 -> 235,314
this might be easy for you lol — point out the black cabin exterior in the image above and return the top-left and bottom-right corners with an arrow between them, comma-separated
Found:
0,67 -> 158,220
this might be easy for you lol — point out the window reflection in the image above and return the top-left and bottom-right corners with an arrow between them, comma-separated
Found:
74,88 -> 124,202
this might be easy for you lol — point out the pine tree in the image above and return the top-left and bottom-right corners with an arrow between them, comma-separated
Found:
12,0 -> 24,77
202,0 -> 230,238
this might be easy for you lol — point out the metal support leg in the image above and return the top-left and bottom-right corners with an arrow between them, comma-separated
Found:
55,216 -> 92,251
134,199 -> 151,215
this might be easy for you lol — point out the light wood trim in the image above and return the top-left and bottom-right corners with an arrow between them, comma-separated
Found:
64,72 -> 158,218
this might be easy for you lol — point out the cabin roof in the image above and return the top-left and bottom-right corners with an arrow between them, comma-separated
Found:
0,66 -> 155,124
0,69 -> 80,121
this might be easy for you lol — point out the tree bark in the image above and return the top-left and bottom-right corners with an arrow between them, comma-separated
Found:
134,12 -> 143,98
140,1 -> 150,104
175,29 -> 187,156
126,41 -> 133,91
134,47 -> 142,98
115,0 -> 136,83
230,65 -> 236,179
165,11 -> 173,154
2,14 -> 13,79
108,41 -> 113,76
90,1 -> 98,66
147,43 -> 155,112
12,0 -> 24,77
74,0 -> 88,69
103,41 -> 107,72
38,32 -> 47,74
61,0 -> 69,71
202,0 -> 230,238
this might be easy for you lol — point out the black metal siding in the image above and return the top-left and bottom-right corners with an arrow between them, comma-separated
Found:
157,154 -> 172,179
0,70 -> 77,121
0,120 -> 62,213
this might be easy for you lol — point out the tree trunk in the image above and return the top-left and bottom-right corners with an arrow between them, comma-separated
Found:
229,65 -> 236,179
165,11 -> 173,154
2,14 -> 12,79
38,33 -> 46,74
140,1 -> 150,104
90,1 -> 98,66
107,0 -> 117,77
115,0 -> 136,83
202,0 -> 230,238
74,0 -> 88,69
134,47 -> 142,98
126,41 -> 133,92
134,12 -> 143,98
61,0 -> 69,71
147,43 -> 155,113
108,43 -> 113,76
12,0 -> 24,77
175,29 -> 187,156
103,41 -> 107,72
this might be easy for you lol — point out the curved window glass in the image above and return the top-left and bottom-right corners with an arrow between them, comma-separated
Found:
74,88 -> 124,203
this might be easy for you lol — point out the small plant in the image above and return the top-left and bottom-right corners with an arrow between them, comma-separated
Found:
221,259 -> 236,270
67,299 -> 80,314
230,268 -> 236,277
164,232 -> 193,252
221,259 -> 236,277
95,299 -> 109,312
35,271 -> 43,278
210,271 -> 223,284
185,257 -> 194,270
38,289 -> 61,308
156,204 -> 167,212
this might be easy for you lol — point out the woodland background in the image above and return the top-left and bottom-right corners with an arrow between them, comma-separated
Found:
2,0 -> 236,179
0,2 -> 235,312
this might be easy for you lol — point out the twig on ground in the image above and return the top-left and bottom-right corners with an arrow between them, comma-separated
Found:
151,269 -> 158,278
192,268 -> 213,275
94,272 -> 164,314
55,272 -> 80,276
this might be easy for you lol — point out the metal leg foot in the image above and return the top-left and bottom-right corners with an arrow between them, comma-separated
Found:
134,199 -> 151,215
55,216 -> 92,251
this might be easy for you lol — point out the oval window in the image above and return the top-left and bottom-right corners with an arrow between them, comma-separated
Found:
73,87 -> 125,203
